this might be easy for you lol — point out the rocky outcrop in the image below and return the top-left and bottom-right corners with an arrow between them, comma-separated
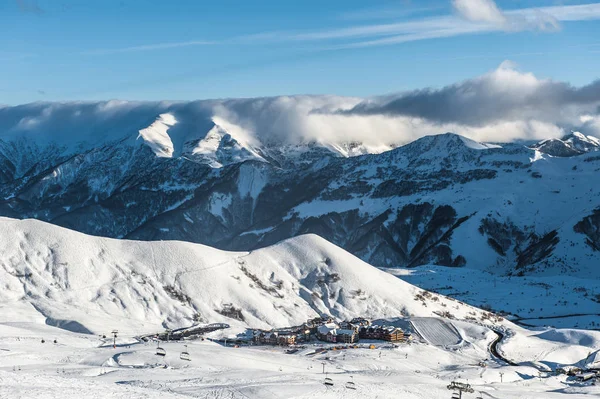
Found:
574,208 -> 600,251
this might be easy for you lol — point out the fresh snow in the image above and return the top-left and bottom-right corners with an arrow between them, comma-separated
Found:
137,113 -> 177,158
0,217 -> 491,336
0,217 -> 599,398
1,304 -> 599,398
458,135 -> 502,150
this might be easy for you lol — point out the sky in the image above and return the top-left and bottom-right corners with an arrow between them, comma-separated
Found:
1,0 -> 599,105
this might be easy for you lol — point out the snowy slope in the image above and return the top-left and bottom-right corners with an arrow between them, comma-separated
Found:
1,322 -> 598,399
0,217 -> 492,336
1,305 -> 599,398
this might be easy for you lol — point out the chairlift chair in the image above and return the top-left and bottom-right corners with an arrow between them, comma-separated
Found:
156,342 -> 166,356
323,377 -> 334,386
345,379 -> 356,390
180,344 -> 191,361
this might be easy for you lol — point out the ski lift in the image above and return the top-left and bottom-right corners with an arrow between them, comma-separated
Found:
451,393 -> 461,399
323,377 -> 334,386
345,376 -> 356,390
180,345 -> 191,361
156,342 -> 166,356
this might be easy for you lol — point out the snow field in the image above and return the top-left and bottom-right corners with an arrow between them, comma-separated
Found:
1,319 -> 599,399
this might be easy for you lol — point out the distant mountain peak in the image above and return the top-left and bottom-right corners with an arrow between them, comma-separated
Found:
532,131 -> 600,157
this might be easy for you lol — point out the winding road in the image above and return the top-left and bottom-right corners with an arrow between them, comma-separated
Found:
489,330 -> 518,366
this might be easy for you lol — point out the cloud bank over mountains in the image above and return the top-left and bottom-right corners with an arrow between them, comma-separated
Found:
341,61 -> 600,132
1,62 -> 599,151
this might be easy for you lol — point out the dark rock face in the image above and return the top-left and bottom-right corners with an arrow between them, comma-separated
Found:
574,208 -> 600,251
515,231 -> 560,271
239,203 -> 471,268
479,217 -> 528,258
531,139 -> 583,157
477,218 -> 562,272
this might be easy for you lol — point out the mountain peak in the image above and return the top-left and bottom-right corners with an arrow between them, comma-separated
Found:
399,132 -> 501,159
532,131 -> 600,157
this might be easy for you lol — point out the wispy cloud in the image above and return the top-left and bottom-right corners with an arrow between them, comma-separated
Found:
81,40 -> 215,55
16,0 -> 44,14
338,4 -> 444,21
81,1 -> 600,55
321,2 -> 600,49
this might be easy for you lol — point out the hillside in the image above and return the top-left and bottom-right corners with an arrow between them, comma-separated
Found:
0,217 -> 487,335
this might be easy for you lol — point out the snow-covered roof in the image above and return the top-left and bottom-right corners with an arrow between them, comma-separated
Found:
317,323 -> 339,335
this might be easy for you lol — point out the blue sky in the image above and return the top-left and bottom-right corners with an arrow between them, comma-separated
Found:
1,0 -> 600,104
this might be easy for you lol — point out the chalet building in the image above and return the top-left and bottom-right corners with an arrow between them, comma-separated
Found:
317,323 -> 359,343
335,329 -> 358,343
359,326 -> 405,342
277,333 -> 297,346
305,317 -> 335,334
382,327 -> 404,342
339,321 -> 360,333
252,331 -> 297,346
317,323 -> 339,342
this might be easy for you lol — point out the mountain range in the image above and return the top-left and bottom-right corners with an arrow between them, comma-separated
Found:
1,100 -> 599,281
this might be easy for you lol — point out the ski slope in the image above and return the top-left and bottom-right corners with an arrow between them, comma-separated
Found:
411,318 -> 462,347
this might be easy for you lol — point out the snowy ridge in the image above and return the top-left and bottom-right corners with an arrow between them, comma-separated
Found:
0,217 -> 491,335
137,113 -> 177,158
530,131 -> 600,157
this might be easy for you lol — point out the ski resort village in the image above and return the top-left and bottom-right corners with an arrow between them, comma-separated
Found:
0,218 -> 599,398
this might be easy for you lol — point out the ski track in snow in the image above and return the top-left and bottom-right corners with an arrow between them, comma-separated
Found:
411,318 -> 462,347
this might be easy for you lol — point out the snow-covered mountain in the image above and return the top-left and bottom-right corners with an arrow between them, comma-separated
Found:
1,101 -> 600,281
530,131 -> 600,157
0,217 -> 487,335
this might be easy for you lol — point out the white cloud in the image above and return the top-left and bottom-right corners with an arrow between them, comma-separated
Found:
452,0 -> 561,32
336,61 -> 600,142
452,0 -> 507,25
